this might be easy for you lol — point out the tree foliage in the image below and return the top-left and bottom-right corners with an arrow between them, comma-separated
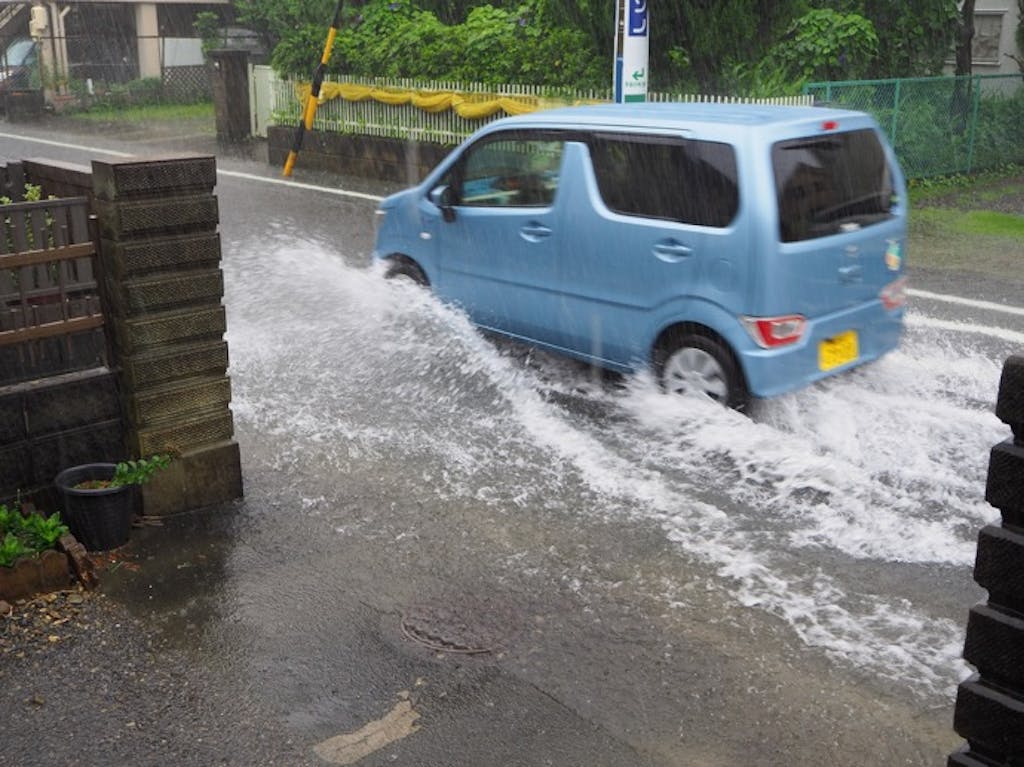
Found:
266,0 -> 603,87
767,8 -> 879,83
820,0 -> 958,77
653,0 -> 807,92
240,0 -> 963,92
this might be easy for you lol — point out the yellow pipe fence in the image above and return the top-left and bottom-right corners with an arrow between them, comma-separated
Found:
296,81 -> 576,119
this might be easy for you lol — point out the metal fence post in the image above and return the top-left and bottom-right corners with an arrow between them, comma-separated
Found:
967,75 -> 982,175
891,78 -> 901,146
949,354 -> 1024,766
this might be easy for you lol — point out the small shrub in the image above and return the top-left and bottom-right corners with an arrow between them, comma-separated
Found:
73,455 -> 172,490
0,504 -> 70,567
111,455 -> 171,487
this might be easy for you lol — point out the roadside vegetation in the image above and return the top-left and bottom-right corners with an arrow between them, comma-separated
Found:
0,504 -> 69,567
908,165 -> 1024,276
233,0 -> 977,94
67,101 -> 213,124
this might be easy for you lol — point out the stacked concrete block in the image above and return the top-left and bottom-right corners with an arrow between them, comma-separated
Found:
950,355 -> 1024,766
0,369 -> 123,509
91,155 -> 242,515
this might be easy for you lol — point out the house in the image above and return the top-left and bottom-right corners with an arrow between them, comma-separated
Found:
0,0 -> 237,104
964,0 -> 1023,74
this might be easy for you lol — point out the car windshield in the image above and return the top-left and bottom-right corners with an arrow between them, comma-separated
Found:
2,39 -> 35,67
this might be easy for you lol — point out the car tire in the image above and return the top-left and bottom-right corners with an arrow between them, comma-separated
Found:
655,331 -> 748,410
384,258 -> 429,286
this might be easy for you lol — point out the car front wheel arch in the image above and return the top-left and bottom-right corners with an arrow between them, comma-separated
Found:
382,255 -> 430,286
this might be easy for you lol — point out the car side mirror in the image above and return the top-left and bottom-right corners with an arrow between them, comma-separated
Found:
430,185 -> 457,223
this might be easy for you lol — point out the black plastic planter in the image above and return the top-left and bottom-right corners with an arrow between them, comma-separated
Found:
54,463 -> 136,552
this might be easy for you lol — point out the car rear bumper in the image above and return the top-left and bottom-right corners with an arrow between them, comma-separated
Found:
739,302 -> 904,398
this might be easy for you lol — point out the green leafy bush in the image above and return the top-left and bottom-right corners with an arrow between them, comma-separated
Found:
270,0 -> 604,88
0,533 -> 35,567
0,182 -> 43,206
0,505 -> 70,567
72,455 -> 172,490
111,455 -> 172,488
766,9 -> 879,85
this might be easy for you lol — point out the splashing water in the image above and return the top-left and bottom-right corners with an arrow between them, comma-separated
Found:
223,237 -> 1004,700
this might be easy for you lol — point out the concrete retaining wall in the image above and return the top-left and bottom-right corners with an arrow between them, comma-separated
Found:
266,125 -> 452,184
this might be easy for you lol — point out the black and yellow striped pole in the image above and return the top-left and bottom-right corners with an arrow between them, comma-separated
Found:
282,0 -> 344,177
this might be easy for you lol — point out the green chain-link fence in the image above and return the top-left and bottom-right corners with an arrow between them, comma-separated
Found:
804,74 -> 1024,179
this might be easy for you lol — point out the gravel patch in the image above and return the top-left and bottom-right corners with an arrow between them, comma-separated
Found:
0,588 -> 320,766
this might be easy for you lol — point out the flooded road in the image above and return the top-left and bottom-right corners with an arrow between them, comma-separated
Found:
4,124 -> 1022,764
223,226 -> 1008,697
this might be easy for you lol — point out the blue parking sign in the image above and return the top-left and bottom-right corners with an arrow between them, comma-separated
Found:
628,0 -> 648,37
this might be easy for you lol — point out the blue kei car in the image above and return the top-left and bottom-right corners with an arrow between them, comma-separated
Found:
372,102 -> 908,409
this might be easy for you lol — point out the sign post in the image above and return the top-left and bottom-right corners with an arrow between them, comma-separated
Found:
613,0 -> 649,103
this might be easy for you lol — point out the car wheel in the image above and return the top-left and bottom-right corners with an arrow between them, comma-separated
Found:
384,258 -> 429,286
655,332 -> 748,410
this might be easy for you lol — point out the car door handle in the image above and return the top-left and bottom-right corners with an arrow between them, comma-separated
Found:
520,223 -> 552,242
839,264 -> 863,282
653,241 -> 693,263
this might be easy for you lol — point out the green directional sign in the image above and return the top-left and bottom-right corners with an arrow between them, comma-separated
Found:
613,0 -> 648,103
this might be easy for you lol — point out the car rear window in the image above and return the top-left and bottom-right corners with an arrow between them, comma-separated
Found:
588,134 -> 739,228
773,129 -> 896,243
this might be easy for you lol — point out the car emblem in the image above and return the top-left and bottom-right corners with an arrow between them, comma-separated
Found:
885,240 -> 902,270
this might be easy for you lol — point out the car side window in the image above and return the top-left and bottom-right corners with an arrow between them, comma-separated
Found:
588,134 -> 739,227
453,134 -> 564,208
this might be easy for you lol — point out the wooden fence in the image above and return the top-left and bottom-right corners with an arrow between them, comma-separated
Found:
0,196 -> 105,386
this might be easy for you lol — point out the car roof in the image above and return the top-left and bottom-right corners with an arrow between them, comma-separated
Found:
486,101 -> 869,134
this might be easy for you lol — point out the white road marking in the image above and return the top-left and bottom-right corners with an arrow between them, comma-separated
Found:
217,168 -> 384,202
907,313 -> 1024,344
0,131 -> 134,157
909,288 -> 1024,317
0,131 -> 385,203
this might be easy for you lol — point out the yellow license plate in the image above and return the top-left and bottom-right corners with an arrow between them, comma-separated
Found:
818,330 -> 859,371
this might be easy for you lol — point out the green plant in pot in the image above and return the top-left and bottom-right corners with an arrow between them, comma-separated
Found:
54,455 -> 170,552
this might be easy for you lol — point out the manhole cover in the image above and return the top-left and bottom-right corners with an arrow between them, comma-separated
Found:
401,596 -> 509,655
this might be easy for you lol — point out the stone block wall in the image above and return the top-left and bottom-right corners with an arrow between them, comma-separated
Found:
90,155 -> 243,515
0,369 -> 124,510
1,155 -> 243,517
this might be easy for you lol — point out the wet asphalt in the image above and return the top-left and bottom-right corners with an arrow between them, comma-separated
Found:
0,114 -> 973,766
0,483 -> 963,767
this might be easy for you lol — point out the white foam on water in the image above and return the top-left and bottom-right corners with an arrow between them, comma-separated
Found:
221,238 -> 1006,700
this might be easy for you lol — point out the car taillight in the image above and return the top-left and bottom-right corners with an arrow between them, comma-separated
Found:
880,277 -> 908,310
741,315 -> 807,348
